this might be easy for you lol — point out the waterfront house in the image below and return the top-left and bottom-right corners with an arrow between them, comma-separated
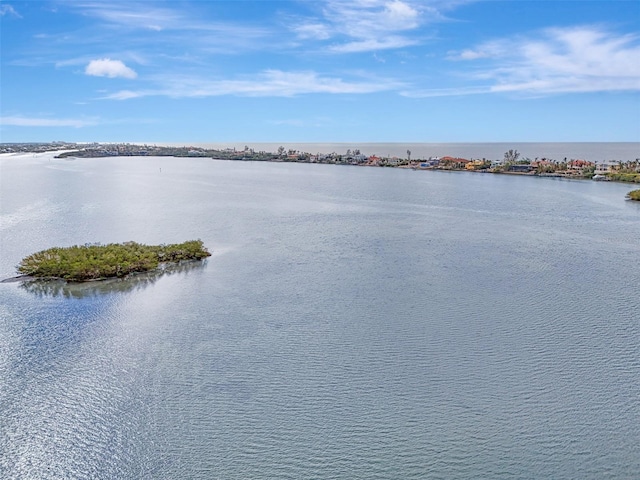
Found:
465,160 -> 487,170
439,156 -> 470,169
567,159 -> 594,171
531,160 -> 553,168
508,164 -> 535,173
594,161 -> 620,174
417,157 -> 439,168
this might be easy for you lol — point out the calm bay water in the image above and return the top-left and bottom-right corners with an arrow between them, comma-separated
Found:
1,152 -> 639,478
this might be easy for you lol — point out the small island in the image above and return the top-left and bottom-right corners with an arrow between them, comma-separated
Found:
17,240 -> 211,282
627,189 -> 640,201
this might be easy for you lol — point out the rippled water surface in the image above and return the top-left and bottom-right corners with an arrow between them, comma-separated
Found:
1,153 -> 639,478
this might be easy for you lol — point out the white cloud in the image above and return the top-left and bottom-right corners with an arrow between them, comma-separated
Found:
85,58 -> 137,79
330,35 -> 419,53
71,2 -> 182,31
0,4 -> 21,17
56,51 -> 149,69
106,90 -> 142,100
0,116 -> 98,128
103,70 -> 403,99
291,0 -> 432,53
70,1 -> 272,53
452,26 -> 640,94
383,0 -> 421,29
455,50 -> 484,60
327,0 -> 421,37
400,85 -> 491,98
293,23 -> 331,40
448,41 -> 507,60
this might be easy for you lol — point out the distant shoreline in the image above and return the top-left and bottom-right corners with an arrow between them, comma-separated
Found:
2,142 -> 639,184
2,141 -> 639,163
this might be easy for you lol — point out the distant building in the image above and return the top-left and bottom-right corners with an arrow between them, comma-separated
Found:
531,160 -> 553,168
465,160 -> 487,170
594,161 -> 620,174
419,158 -> 439,168
508,164 -> 535,173
567,159 -> 594,171
439,156 -> 470,168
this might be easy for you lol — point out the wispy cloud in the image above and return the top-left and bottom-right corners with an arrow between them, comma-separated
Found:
328,0 -> 421,36
85,58 -> 137,79
450,26 -> 640,94
0,4 -> 21,18
293,23 -> 331,41
0,116 -> 98,128
68,1 -> 272,54
56,51 -> 148,69
400,85 -> 491,98
71,1 -> 183,31
291,0 -> 437,53
448,41 -> 507,61
103,69 -> 404,99
330,36 -> 419,53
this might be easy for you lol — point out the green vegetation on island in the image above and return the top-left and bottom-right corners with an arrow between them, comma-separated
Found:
609,173 -> 640,183
626,189 -> 640,201
17,240 -> 211,282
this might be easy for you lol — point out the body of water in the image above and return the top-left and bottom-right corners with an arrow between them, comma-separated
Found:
1,152 -> 639,478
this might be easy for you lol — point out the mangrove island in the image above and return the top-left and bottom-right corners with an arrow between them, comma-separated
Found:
627,189 -> 640,201
17,240 -> 211,282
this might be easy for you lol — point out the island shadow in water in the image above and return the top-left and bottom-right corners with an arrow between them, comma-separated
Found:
20,260 -> 208,299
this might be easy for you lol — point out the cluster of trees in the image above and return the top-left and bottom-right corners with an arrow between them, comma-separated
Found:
607,161 -> 640,183
503,149 -> 520,163
609,173 -> 640,183
17,240 -> 211,282
613,160 -> 640,172
496,149 -> 593,176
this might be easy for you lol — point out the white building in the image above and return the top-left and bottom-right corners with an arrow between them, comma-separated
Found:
594,161 -> 619,174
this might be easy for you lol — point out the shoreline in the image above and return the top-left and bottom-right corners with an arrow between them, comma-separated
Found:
2,142 -> 639,184
0,259 -> 208,284
2,141 -> 640,162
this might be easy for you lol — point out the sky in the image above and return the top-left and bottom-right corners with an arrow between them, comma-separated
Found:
1,0 -> 639,143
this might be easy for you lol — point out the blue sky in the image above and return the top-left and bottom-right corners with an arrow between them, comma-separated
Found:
1,0 -> 639,143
